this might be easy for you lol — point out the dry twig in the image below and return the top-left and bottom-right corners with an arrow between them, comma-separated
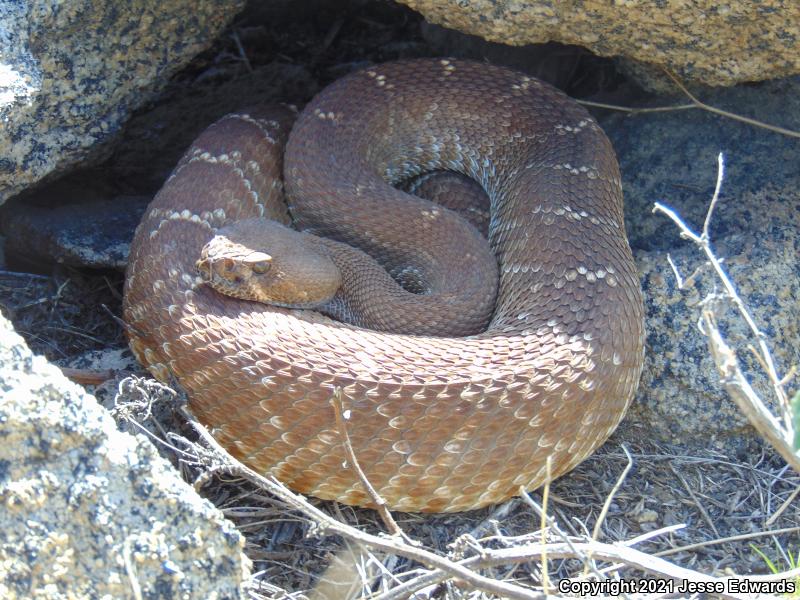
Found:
662,70 -> 800,139
580,72 -> 800,140
330,387 -> 406,539
653,153 -> 799,473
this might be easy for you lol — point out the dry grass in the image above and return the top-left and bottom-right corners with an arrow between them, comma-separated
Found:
0,267 -> 123,360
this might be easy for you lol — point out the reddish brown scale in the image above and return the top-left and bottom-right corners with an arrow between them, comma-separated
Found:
123,59 -> 645,513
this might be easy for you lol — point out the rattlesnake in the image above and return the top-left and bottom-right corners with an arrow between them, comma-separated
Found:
123,58 -> 644,513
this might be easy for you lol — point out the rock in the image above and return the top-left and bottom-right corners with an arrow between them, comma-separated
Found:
600,75 -> 800,453
0,191 -> 150,270
65,347 -> 138,378
0,59 -> 316,271
629,226 -> 799,452
0,0 -> 246,206
610,76 -> 800,254
0,313 -> 250,599
397,1 -> 800,87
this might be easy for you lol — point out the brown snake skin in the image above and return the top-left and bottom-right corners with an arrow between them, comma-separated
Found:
123,59 -> 645,513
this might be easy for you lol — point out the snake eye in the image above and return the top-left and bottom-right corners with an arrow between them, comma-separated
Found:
251,261 -> 271,275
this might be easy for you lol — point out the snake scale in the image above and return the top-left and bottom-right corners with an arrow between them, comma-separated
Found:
123,59 -> 645,513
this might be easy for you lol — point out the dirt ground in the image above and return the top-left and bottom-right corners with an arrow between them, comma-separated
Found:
2,1 -> 798,597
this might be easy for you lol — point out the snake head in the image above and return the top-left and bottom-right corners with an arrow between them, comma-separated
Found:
196,218 -> 341,308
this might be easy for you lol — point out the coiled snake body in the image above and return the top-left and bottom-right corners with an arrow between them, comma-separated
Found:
124,59 -> 644,513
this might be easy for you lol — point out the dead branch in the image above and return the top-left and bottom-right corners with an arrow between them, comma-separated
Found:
653,153 -> 799,473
